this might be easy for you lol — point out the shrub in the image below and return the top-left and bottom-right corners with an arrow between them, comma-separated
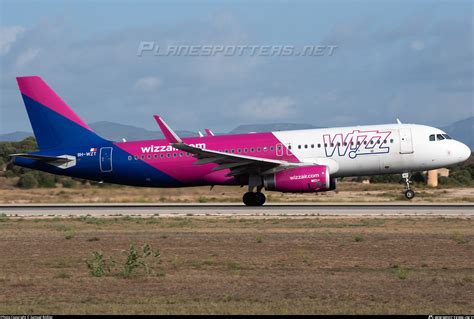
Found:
86,251 -> 115,277
122,243 -> 161,277
62,179 -> 76,188
37,173 -> 56,187
86,243 -> 161,278
17,173 -> 38,189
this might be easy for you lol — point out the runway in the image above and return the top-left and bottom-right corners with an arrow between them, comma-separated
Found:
1,203 -> 473,217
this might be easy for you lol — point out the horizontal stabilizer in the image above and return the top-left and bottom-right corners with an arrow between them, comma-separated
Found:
10,153 -> 73,163
10,153 -> 77,169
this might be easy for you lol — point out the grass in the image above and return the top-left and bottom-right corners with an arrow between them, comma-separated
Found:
64,231 -> 75,240
451,232 -> 468,244
54,271 -> 71,279
393,265 -> 409,280
0,217 -> 473,314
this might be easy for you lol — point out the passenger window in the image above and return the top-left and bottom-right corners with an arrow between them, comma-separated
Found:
429,134 -> 435,141
251,148 -> 255,152
128,156 -> 132,161
298,145 -> 301,149
257,147 -> 261,152
437,134 -> 445,141
311,144 -> 314,148
244,148 -> 248,152
270,146 -> 274,151
304,145 -> 308,149
167,154 -> 170,158
318,144 -> 321,148
390,139 -> 394,143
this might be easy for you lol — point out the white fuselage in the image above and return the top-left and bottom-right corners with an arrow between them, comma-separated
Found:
273,123 -> 471,177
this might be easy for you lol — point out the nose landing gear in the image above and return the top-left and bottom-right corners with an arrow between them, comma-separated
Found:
402,173 -> 415,200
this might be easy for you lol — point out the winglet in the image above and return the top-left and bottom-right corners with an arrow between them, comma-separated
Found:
205,128 -> 214,136
396,118 -> 402,124
153,115 -> 183,143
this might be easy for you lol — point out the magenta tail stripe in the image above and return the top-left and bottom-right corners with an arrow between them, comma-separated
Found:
16,76 -> 92,131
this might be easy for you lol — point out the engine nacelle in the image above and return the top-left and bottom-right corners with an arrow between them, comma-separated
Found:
263,165 -> 331,193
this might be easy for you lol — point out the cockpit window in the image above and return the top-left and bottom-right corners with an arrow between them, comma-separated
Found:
429,134 -> 435,141
437,134 -> 445,141
442,134 -> 452,140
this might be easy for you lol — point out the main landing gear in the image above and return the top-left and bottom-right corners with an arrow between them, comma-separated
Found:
243,191 -> 266,206
402,172 -> 415,200
243,175 -> 266,206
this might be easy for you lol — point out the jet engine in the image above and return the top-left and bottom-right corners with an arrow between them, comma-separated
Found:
263,165 -> 333,193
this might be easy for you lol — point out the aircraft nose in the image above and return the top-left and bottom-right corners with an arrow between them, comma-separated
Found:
457,142 -> 471,162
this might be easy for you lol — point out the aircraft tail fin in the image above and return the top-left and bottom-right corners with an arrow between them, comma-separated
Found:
16,76 -> 106,150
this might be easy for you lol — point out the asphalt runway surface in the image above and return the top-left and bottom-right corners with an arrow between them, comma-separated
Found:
0,203 -> 473,217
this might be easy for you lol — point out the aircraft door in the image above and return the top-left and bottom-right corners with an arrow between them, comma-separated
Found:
276,143 -> 284,157
398,128 -> 414,154
100,147 -> 113,172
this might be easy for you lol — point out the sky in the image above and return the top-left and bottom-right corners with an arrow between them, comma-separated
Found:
0,0 -> 473,134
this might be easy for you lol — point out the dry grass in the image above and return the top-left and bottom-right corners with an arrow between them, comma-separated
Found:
0,180 -> 472,204
0,216 -> 473,314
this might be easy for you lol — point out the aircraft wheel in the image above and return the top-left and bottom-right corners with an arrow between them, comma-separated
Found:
243,192 -> 256,206
255,192 -> 266,206
405,189 -> 415,200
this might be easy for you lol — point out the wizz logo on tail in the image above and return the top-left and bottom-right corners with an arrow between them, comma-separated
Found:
323,130 -> 392,159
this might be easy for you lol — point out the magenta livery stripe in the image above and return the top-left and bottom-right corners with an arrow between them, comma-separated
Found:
115,132 -> 299,183
16,76 -> 92,131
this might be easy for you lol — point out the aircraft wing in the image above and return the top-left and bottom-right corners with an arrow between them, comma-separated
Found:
154,115 -> 302,176
171,142 -> 296,176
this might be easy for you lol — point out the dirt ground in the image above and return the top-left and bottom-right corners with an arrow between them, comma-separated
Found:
0,216 -> 472,314
0,178 -> 473,203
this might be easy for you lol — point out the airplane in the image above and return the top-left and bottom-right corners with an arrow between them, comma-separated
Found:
10,76 -> 471,206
